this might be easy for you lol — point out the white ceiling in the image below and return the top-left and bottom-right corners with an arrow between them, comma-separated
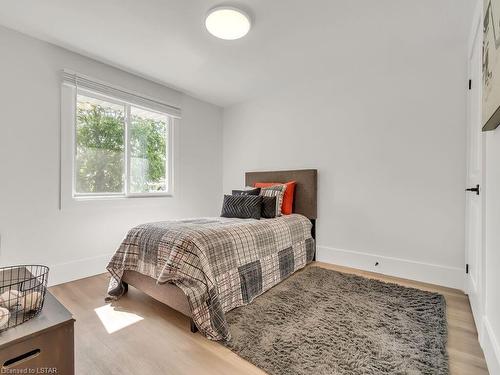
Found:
0,0 -> 476,107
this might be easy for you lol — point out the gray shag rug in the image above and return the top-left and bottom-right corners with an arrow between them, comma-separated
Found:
224,266 -> 447,375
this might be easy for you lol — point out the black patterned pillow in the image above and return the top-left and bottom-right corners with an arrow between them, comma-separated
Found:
232,187 -> 261,196
221,195 -> 262,219
261,196 -> 277,218
259,185 -> 287,216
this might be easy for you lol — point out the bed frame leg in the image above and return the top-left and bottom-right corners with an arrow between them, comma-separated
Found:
190,319 -> 198,333
311,218 -> 317,261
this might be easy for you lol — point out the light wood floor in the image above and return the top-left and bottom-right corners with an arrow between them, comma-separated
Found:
49,262 -> 489,375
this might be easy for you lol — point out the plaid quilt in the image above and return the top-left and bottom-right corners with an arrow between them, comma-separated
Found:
106,214 -> 315,341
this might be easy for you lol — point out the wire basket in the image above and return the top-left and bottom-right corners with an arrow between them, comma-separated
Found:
0,265 -> 49,332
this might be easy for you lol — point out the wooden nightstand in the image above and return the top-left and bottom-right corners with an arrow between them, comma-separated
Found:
0,291 -> 75,374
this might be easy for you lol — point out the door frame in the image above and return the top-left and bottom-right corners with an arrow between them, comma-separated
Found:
465,0 -> 485,342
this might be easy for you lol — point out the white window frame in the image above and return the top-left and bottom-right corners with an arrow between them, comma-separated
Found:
72,89 -> 173,199
60,71 -> 179,206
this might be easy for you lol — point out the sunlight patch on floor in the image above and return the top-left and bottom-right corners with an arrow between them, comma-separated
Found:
94,304 -> 144,334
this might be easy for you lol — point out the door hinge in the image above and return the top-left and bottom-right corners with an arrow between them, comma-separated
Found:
466,264 -> 469,274
469,79 -> 472,90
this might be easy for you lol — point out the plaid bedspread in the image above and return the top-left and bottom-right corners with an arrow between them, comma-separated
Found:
106,214 -> 315,341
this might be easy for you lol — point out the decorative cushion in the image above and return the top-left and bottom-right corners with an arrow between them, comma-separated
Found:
261,196 -> 277,218
221,195 -> 263,219
232,187 -> 261,196
255,181 -> 296,215
258,185 -> 287,216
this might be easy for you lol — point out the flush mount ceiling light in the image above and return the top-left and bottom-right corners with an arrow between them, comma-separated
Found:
205,6 -> 251,40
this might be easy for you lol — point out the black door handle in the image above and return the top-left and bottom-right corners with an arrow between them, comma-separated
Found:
465,184 -> 480,195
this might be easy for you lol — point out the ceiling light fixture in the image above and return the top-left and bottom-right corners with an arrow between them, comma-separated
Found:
205,6 -> 251,40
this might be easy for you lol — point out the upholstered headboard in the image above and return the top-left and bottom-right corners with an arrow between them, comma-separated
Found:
245,169 -> 317,220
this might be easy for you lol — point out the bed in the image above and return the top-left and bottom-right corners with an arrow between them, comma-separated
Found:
105,169 -> 317,341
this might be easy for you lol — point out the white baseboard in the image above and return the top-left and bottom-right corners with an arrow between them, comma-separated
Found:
483,317 -> 500,375
49,247 -> 464,290
317,245 -> 464,290
48,253 -> 112,286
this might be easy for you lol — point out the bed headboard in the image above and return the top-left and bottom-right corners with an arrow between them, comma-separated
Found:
245,169 -> 317,219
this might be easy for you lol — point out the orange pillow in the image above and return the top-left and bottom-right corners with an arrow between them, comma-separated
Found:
254,181 -> 296,215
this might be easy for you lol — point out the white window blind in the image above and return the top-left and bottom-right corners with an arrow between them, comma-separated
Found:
62,70 -> 181,119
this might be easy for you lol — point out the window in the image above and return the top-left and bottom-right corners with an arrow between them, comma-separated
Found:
61,71 -> 180,202
74,91 -> 171,198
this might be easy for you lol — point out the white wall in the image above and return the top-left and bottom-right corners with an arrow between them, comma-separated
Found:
222,6 -> 470,289
0,26 -> 223,285
0,4 -> 473,291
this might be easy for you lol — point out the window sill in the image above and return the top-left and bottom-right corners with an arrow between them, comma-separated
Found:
73,193 -> 173,201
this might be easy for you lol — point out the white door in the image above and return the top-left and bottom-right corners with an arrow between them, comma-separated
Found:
465,18 -> 483,329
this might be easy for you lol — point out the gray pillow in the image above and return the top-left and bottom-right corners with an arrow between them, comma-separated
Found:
232,187 -> 261,196
259,185 -> 287,216
261,196 -> 277,218
221,195 -> 262,219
